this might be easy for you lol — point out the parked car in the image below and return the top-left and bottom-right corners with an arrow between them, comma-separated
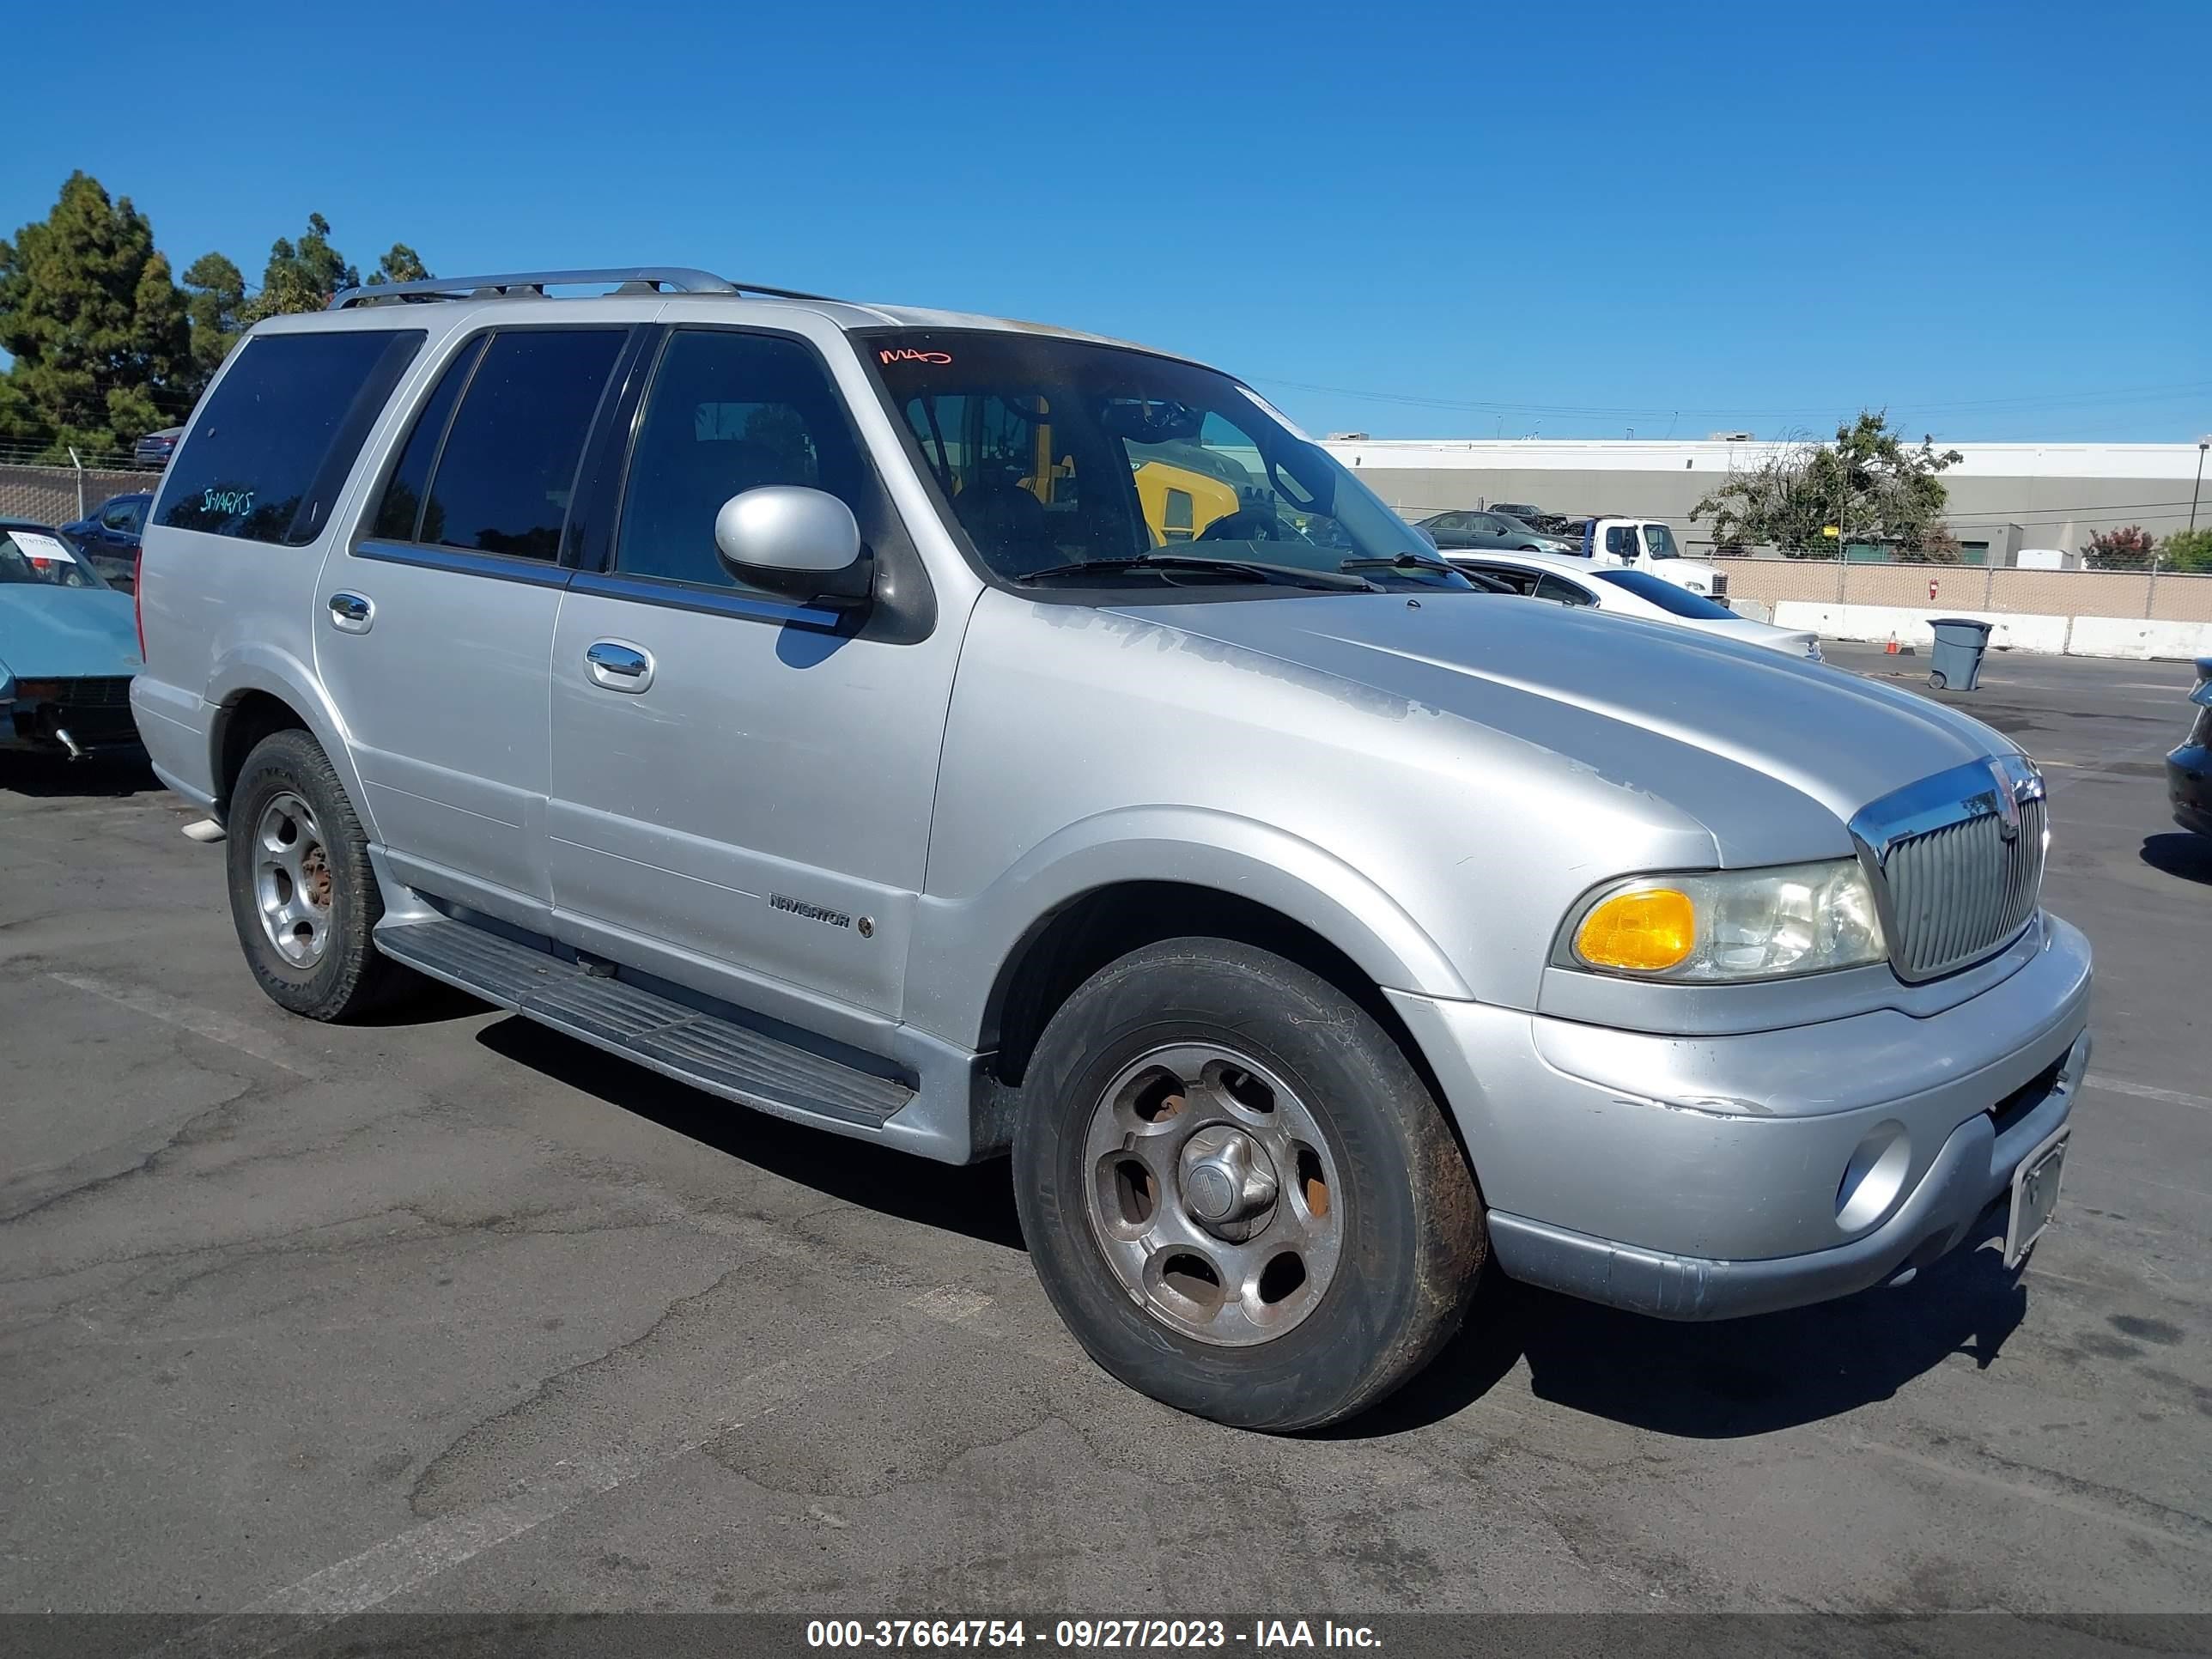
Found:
0,519 -> 143,759
1578,515 -> 1731,602
60,491 -> 152,591
1488,501 -> 1583,538
1414,507 -> 1576,555
1448,550 -> 1821,660
135,426 -> 185,468
2167,657 -> 2212,837
135,265 -> 2089,1431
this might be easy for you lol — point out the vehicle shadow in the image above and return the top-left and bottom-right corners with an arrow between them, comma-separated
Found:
473,1017 -> 1026,1251
2140,831 -> 2212,885
0,753 -> 161,798
463,1007 -> 2029,1435
1338,1215 -> 2026,1441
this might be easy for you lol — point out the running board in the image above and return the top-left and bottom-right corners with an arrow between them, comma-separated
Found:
373,916 -> 914,1129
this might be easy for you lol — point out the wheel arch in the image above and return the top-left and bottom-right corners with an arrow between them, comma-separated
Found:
979,881 -> 1453,1109
204,648 -> 369,831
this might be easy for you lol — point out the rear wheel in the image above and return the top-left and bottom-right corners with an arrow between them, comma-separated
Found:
1013,939 -> 1484,1431
224,729 -> 420,1021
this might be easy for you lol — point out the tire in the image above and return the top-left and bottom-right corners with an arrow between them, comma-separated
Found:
224,728 -> 420,1021
1012,939 -> 1485,1431
1928,671 -> 1948,690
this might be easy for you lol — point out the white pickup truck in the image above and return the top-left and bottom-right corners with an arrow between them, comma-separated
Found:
1577,517 -> 1730,605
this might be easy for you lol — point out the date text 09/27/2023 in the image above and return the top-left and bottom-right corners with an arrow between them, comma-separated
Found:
805,1620 -> 1382,1651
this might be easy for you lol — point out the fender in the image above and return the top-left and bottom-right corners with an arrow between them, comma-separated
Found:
204,642 -> 378,839
904,803 -> 1476,1048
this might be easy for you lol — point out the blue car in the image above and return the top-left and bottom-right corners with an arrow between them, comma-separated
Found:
0,519 -> 144,760
60,491 -> 153,592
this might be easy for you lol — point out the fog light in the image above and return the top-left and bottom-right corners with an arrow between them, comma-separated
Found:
1836,1121 -> 1911,1232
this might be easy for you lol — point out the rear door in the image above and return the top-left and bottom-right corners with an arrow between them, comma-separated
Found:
316,325 -> 635,932
544,322 -> 957,1024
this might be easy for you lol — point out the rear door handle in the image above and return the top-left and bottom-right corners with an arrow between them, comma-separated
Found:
584,640 -> 654,693
327,592 -> 374,634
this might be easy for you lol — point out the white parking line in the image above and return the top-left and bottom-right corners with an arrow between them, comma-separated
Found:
143,1285 -> 991,1658
2086,1073 -> 2210,1113
45,972 -> 319,1079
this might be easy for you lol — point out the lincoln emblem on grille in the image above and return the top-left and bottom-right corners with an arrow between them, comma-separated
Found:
1989,757 -> 2022,841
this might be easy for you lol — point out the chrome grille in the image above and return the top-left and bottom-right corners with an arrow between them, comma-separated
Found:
1850,756 -> 2047,982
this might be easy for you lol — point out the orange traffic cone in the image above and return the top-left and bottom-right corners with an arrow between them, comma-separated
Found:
1885,635 -> 1899,654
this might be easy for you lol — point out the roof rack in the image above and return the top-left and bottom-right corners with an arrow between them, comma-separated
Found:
327,266 -> 841,310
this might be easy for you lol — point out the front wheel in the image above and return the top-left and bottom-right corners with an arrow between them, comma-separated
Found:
1013,939 -> 1485,1431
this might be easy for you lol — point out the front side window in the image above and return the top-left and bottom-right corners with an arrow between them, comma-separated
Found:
157,329 -> 425,545
869,330 -> 1465,593
101,498 -> 143,532
1534,572 -> 1595,606
1643,523 -> 1682,560
616,330 -> 872,591
420,329 -> 624,561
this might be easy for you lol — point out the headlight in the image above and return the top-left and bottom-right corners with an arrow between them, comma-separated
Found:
1560,860 -> 1887,982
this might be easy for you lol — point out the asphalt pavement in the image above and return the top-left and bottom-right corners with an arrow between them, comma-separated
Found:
3,644 -> 2207,1623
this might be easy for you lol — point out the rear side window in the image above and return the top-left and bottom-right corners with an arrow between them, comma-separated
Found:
369,334 -> 487,542
1534,572 -> 1595,605
419,329 -> 625,561
157,330 -> 425,544
1604,526 -> 1638,557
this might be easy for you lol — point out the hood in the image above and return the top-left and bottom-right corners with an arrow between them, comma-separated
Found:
0,586 -> 142,681
1109,591 -> 2014,834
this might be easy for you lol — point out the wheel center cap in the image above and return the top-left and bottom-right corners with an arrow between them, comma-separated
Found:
1178,1125 -> 1279,1239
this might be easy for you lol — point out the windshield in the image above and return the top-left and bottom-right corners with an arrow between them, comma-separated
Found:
1594,568 -> 1733,617
0,528 -> 103,589
1644,523 -> 1682,560
866,331 -> 1468,592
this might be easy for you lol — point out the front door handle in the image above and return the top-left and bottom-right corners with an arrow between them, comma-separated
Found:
584,640 -> 654,693
327,592 -> 374,635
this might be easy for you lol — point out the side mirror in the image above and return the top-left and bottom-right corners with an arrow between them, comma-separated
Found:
714,486 -> 871,605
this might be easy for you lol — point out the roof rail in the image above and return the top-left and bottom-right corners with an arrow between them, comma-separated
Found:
327,266 -> 842,310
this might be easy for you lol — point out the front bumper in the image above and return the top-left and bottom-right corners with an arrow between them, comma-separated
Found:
4,678 -> 144,757
2170,743 -> 2209,837
1389,912 -> 2093,1320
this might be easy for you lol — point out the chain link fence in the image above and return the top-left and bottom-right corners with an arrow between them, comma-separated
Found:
0,447 -> 161,527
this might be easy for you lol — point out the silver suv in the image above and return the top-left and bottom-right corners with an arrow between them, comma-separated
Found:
131,268 -> 2091,1430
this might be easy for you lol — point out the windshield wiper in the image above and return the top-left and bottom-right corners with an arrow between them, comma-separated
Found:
1340,551 -> 1462,578
1016,555 -> 1377,592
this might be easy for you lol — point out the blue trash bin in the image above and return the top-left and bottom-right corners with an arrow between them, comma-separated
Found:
1927,617 -> 1994,691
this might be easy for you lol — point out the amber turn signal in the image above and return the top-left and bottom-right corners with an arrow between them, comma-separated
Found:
1574,887 -> 1696,972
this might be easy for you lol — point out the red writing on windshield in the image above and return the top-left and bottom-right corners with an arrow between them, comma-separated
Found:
879,348 -> 952,366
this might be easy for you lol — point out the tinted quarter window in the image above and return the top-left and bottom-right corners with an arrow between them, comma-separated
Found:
370,334 -> 487,543
424,329 -> 624,561
617,329 -> 872,590
157,330 -> 425,544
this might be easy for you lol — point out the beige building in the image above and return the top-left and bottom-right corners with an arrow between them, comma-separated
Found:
1320,436 -> 2211,565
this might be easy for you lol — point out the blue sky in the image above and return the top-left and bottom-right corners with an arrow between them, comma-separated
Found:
9,1 -> 2208,442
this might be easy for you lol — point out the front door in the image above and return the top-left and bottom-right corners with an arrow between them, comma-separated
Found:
318,325 -> 631,930
545,324 -> 961,1024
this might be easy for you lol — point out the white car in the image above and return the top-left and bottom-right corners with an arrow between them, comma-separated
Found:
1449,550 -> 1822,660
